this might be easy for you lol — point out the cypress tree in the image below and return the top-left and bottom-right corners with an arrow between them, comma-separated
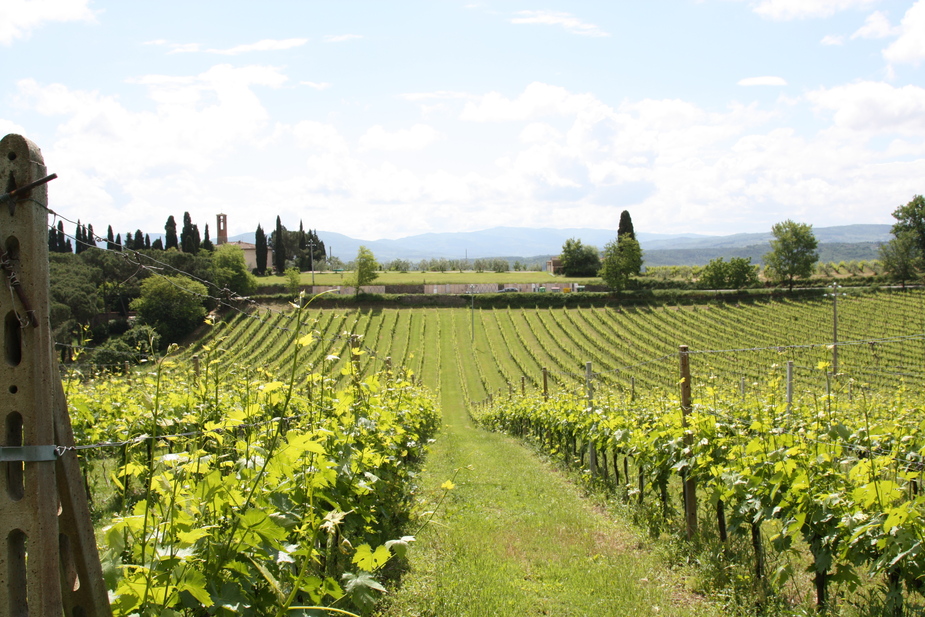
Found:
152,237 -> 164,250
255,224 -> 268,275
202,224 -> 214,252
57,221 -> 66,252
134,230 -> 144,249
107,226 -> 116,251
165,216 -> 178,250
618,210 -> 635,241
87,224 -> 96,249
273,216 -> 286,274
180,212 -> 200,253
145,234 -> 151,249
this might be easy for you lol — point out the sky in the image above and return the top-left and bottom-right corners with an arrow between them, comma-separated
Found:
2,0 -> 925,243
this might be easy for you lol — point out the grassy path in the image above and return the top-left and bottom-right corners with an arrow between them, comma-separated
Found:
379,315 -> 718,617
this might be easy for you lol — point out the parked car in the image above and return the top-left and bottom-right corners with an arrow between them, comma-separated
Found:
501,287 -> 520,292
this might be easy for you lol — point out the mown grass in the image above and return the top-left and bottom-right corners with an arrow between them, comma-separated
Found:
259,270 -> 595,287
376,315 -> 721,617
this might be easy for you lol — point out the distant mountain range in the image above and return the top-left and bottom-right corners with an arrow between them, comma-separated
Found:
226,224 -> 893,266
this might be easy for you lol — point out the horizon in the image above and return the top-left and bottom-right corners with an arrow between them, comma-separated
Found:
3,2 -> 923,240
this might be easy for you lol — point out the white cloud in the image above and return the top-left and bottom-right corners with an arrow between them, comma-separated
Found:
0,118 -> 28,136
750,0 -> 879,20
324,34 -> 363,43
883,0 -> 925,65
821,34 -> 845,45
302,81 -> 332,90
738,76 -> 788,86
358,124 -> 441,152
510,11 -> 609,37
214,38 -> 308,55
0,0 -> 95,45
401,91 -> 471,101
807,80 -> 925,133
460,82 -> 609,122
292,121 -> 350,154
11,64 -> 287,230
147,38 -> 308,55
851,10 -> 896,38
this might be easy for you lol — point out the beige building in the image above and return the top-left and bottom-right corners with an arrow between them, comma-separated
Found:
225,240 -> 272,272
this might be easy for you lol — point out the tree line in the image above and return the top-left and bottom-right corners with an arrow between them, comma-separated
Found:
558,198 -> 925,291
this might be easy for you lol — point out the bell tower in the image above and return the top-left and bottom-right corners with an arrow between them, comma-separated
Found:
216,213 -> 228,245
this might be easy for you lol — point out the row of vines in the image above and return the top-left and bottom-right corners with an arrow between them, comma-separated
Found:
182,290 -> 925,401
67,302 -> 440,617
72,289 -> 925,614
458,290 -> 925,615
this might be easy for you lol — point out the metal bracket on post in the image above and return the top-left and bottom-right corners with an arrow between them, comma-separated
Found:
0,134 -> 111,617
0,445 -> 58,462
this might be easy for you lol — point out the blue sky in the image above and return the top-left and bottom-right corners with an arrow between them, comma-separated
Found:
2,0 -> 925,242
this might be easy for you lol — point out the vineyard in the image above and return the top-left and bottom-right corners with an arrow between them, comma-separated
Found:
183,289 -> 925,400
68,289 -> 925,615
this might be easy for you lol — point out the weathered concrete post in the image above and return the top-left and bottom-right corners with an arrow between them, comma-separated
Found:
0,134 -> 111,617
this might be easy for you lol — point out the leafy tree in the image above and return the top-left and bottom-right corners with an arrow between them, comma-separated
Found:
617,210 -> 635,241
699,257 -> 758,289
891,195 -> 925,254
559,238 -> 601,277
130,275 -> 207,345
212,243 -> 257,296
346,246 -> 378,295
284,267 -> 301,296
151,237 -> 164,250
599,235 -> 642,294
879,231 -> 920,288
255,224 -> 268,274
164,216 -> 178,250
763,220 -> 819,290
387,258 -> 411,273
48,253 -> 102,336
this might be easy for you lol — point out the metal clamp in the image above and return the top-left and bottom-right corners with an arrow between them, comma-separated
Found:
0,445 -> 59,462
0,173 -> 57,215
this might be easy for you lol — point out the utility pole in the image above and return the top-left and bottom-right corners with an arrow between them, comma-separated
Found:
307,237 -> 316,287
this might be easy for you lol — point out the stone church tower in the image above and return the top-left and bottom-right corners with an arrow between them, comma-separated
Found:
216,213 -> 228,245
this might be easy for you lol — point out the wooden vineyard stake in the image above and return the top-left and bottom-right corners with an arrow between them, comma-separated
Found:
0,134 -> 111,617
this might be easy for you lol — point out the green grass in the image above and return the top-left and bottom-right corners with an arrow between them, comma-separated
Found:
258,270 -> 596,287
378,324 -> 720,617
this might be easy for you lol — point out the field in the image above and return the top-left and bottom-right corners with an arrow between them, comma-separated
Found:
69,288 -> 925,615
258,270 -> 596,287
186,289 -> 925,400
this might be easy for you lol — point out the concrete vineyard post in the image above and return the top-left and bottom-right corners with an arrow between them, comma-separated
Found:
0,133 -> 111,617
586,362 -> 596,477
786,360 -> 793,412
679,344 -> 697,540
